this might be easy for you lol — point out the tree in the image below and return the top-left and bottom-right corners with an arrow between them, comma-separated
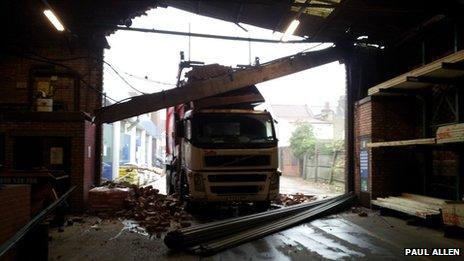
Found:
289,122 -> 316,159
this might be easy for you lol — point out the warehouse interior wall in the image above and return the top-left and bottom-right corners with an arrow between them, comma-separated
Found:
0,39 -> 106,209
350,18 -> 464,204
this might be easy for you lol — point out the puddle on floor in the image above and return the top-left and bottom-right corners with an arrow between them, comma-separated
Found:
275,224 -> 365,260
109,219 -> 149,240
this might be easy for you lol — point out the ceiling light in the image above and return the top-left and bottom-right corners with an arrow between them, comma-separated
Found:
356,35 -> 368,40
43,9 -> 65,31
281,19 -> 300,42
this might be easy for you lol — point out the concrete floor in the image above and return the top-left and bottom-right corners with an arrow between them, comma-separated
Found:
279,176 -> 342,198
49,209 -> 464,261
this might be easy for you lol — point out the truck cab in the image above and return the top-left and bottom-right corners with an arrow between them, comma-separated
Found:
167,108 -> 280,204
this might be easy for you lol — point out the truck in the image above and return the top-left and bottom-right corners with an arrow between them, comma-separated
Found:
165,62 -> 280,206
94,47 -> 341,205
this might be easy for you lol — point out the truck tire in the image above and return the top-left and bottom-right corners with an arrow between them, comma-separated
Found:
255,201 -> 271,211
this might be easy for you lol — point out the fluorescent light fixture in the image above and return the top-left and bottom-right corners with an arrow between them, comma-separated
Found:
356,35 -> 368,40
281,19 -> 300,42
43,9 -> 65,32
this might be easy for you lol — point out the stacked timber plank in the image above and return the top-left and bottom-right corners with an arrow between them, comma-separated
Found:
368,50 -> 464,96
436,123 -> 464,144
371,193 -> 446,219
442,202 -> 464,228
367,138 -> 436,148
367,122 -> 464,148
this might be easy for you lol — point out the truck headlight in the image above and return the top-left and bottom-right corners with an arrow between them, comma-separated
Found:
193,173 -> 205,192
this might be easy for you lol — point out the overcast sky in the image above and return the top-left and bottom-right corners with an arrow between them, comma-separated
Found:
104,7 -> 346,112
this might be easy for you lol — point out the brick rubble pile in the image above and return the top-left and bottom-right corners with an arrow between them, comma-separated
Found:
273,193 -> 316,206
121,186 -> 192,235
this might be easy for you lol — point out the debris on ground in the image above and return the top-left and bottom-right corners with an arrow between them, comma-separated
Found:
87,182 -> 192,236
122,186 -> 192,235
351,206 -> 369,217
272,193 -> 316,206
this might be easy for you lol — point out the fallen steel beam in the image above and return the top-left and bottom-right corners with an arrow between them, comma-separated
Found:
189,193 -> 354,255
95,47 -> 342,124
165,194 -> 347,250
0,186 -> 76,257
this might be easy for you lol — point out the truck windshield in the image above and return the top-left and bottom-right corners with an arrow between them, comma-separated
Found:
192,114 -> 276,145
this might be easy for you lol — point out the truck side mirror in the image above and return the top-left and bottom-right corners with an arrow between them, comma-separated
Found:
175,121 -> 184,138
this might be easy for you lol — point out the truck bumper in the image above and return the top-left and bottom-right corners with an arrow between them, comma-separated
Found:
186,170 -> 280,202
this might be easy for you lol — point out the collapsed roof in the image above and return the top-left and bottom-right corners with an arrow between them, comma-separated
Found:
3,0 -> 463,49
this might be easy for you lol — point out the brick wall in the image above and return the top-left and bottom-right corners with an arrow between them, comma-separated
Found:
0,117 -> 95,210
83,122 -> 97,204
354,98 -> 372,198
355,96 -> 423,204
0,185 -> 31,259
0,42 -> 103,211
0,44 -> 103,114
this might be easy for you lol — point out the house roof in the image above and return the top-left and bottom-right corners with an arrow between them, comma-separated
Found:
270,104 -> 328,124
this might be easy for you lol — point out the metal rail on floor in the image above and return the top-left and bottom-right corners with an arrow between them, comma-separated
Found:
165,196 -> 336,249
165,193 -> 354,252
0,186 -> 76,257
190,193 -> 354,255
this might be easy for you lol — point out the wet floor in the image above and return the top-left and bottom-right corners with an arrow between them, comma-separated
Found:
278,176 -> 342,198
49,210 -> 464,261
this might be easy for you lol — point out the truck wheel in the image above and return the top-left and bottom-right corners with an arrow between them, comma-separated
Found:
255,201 -> 271,211
185,201 -> 200,214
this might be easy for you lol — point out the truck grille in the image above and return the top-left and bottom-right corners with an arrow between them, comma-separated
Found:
208,174 -> 267,182
210,185 -> 260,194
204,155 -> 270,167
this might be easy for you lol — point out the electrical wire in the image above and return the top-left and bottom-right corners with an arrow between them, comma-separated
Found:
102,61 -> 147,94
122,71 -> 176,86
13,51 -> 175,106
16,54 -> 119,103
20,52 -> 167,94
298,42 -> 328,54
